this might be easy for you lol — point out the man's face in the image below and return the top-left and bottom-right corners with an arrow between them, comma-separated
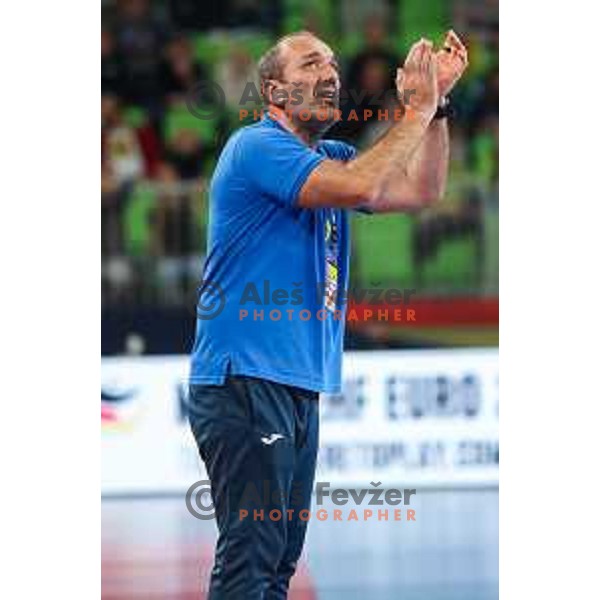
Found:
272,34 -> 341,131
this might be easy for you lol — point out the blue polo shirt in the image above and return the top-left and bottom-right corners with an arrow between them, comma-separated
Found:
189,114 -> 357,393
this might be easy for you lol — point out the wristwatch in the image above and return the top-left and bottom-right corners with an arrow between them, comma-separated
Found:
434,96 -> 454,120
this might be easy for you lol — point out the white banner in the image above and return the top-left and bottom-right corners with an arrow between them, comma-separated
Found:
101,349 -> 498,494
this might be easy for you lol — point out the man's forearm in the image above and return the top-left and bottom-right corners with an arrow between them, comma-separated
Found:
344,109 -> 432,205
348,114 -> 449,213
409,117 -> 449,202
380,117 -> 449,211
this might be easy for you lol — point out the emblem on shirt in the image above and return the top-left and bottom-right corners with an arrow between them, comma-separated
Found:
324,213 -> 339,312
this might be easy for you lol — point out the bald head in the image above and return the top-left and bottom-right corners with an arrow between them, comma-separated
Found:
258,31 -> 336,98
258,32 -> 315,88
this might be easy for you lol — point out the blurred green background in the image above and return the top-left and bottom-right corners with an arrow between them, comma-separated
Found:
101,0 -> 498,354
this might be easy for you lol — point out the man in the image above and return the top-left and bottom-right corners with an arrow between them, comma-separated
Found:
188,30 -> 468,599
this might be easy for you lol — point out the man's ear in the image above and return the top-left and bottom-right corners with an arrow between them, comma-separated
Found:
262,79 -> 286,108
261,79 -> 274,103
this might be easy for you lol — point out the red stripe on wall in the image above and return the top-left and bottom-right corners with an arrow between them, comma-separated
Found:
347,297 -> 499,327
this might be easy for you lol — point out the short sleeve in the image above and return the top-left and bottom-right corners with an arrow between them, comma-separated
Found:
318,140 -> 357,162
234,124 -> 326,207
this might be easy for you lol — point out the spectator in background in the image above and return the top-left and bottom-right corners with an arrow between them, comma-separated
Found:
346,15 -> 398,97
102,29 -> 123,96
165,128 -> 205,180
330,14 -> 399,146
113,0 -> 169,111
161,35 -> 208,104
101,94 -> 162,181
102,93 -> 144,258
102,94 -> 145,186
217,43 -> 257,111
331,52 -> 397,147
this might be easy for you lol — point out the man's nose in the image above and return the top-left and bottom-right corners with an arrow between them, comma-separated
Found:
318,72 -> 339,89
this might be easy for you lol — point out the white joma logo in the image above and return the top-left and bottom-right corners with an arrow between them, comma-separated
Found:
260,433 -> 285,446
